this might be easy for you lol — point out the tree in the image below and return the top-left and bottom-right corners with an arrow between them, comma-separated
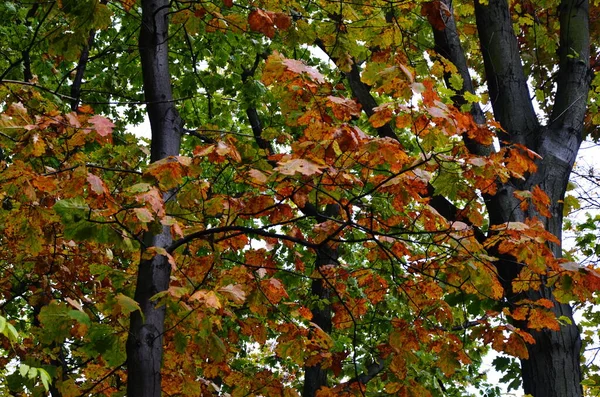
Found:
0,0 -> 599,396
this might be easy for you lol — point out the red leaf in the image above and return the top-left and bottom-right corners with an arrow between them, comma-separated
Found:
421,1 -> 451,31
223,0 -> 233,7
88,115 -> 115,137
87,173 -> 108,195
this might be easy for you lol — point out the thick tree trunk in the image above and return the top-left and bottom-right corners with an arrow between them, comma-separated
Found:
473,0 -> 589,395
126,0 -> 182,396
428,0 -> 589,395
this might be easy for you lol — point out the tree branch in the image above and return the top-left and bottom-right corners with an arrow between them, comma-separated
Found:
549,0 -> 590,131
430,0 -> 492,156
474,0 -> 539,146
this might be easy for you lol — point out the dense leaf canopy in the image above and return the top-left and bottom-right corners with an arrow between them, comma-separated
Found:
1,0 -> 600,396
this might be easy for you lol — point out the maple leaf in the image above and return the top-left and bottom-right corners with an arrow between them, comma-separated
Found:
136,188 -> 166,218
273,12 -> 292,30
88,115 -> 115,137
248,9 -> 275,38
134,207 -> 154,223
531,185 -> 552,217
218,284 -> 247,304
116,294 -> 142,315
87,173 -> 108,195
145,156 -> 191,190
421,1 -> 451,31
282,58 -> 326,83
190,290 -> 222,309
275,158 -> 325,176
326,96 -> 361,120
260,278 -> 288,304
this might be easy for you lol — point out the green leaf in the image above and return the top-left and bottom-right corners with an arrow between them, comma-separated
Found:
38,368 -> 51,391
19,364 -> 29,378
68,309 -> 91,326
448,73 -> 464,91
5,322 -> 18,343
27,366 -> 38,380
116,293 -> 142,315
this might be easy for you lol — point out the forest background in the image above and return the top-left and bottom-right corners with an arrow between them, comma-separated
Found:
2,0 -> 600,396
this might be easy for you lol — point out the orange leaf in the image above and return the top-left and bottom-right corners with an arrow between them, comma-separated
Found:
527,307 -> 560,331
273,12 -> 292,30
248,9 -> 275,38
261,278 -> 288,303
504,332 -> 530,359
531,185 -> 551,217
190,290 -> 222,309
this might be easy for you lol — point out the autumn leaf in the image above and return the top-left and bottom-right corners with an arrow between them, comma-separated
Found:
326,96 -> 361,120
275,158 -> 325,176
260,278 -> 288,304
88,115 -> 115,137
273,12 -> 292,30
218,284 -> 247,304
87,173 -> 108,195
282,58 -> 326,83
116,294 -> 142,315
248,9 -> 275,38
134,207 -> 154,223
531,185 -> 551,217
190,290 -> 222,309
421,1 -> 451,31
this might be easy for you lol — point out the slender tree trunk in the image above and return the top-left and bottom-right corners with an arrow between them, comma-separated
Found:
126,0 -> 182,395
303,234 -> 337,397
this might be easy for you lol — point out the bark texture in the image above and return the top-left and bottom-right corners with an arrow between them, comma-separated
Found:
427,0 -> 589,395
303,222 -> 337,397
126,0 -> 182,396
473,0 -> 588,395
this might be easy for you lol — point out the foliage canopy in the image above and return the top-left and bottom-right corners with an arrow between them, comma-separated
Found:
0,0 -> 600,396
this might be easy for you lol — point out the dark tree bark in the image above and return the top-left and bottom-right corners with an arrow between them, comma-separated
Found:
70,30 -> 96,111
125,0 -> 182,396
303,219 -> 338,397
429,0 -> 589,396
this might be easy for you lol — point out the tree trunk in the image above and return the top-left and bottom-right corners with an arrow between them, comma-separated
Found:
473,0 -> 589,395
303,238 -> 337,397
427,0 -> 589,395
126,0 -> 182,395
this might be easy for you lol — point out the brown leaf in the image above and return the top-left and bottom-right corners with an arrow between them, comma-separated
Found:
421,1 -> 451,31
273,12 -> 292,30
218,284 -> 247,304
